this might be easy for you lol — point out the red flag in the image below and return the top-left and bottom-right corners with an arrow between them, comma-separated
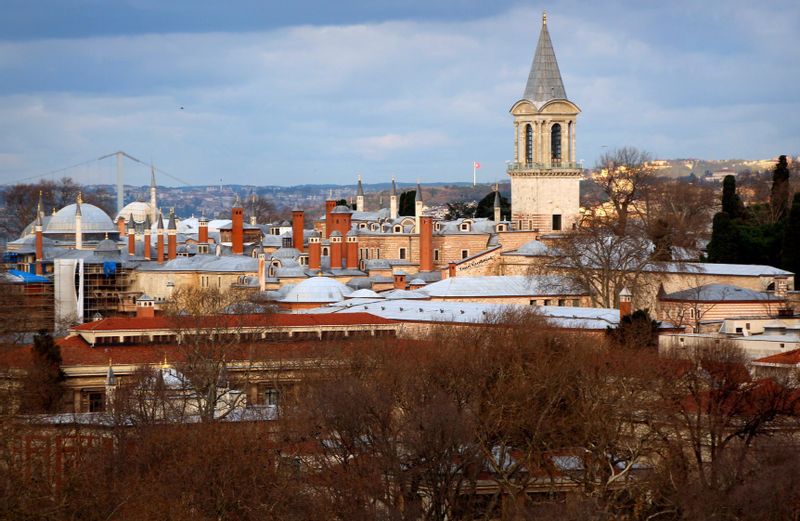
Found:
473,161 -> 481,169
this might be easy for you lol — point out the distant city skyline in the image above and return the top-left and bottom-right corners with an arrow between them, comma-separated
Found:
0,0 -> 798,186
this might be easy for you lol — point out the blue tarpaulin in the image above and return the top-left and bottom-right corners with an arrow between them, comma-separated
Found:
102,261 -> 117,277
6,269 -> 49,283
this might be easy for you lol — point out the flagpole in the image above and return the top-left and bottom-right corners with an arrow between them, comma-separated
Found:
472,162 -> 476,187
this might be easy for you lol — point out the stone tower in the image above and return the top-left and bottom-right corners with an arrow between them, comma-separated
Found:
507,12 -> 581,233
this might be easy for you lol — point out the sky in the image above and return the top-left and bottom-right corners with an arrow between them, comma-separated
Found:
0,0 -> 798,187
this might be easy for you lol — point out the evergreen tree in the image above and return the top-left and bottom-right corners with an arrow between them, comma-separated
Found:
782,192 -> 800,287
707,212 -> 739,263
398,190 -> 416,216
771,155 -> 791,221
606,309 -> 660,348
721,175 -> 744,218
20,331 -> 66,413
475,191 -> 511,220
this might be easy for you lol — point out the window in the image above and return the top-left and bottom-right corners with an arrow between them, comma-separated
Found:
558,299 -> 566,306
373,248 -> 380,259
322,247 -> 329,256
572,299 -> 580,307
88,392 -> 105,412
394,225 -> 402,233
530,299 -> 537,306
551,123 -> 562,164
543,299 -> 551,306
399,248 -> 407,260
264,388 -> 280,406
461,249 -> 469,259
217,276 -> 222,288
746,323 -> 751,330
460,222 -> 470,231
434,249 -> 440,262
525,124 -> 533,164
552,214 -> 562,231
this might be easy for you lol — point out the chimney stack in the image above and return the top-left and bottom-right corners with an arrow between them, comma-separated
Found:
127,214 -> 136,256
325,198 -> 336,238
232,196 -> 244,255
448,262 -> 457,279
619,287 -> 632,319
117,216 -> 126,236
309,237 -> 321,270
34,213 -> 44,275
167,209 -> 177,260
330,233 -> 342,269
419,215 -> 433,272
393,272 -> 407,290
198,213 -> 209,244
292,210 -> 305,252
346,234 -> 358,269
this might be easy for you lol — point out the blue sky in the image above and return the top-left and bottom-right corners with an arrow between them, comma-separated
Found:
0,0 -> 798,187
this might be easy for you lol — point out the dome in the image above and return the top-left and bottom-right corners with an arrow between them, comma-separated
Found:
95,237 -> 119,252
115,201 -> 153,223
331,205 -> 353,214
409,278 -> 427,285
281,276 -> 353,303
348,289 -> 382,299
46,203 -> 115,234
515,240 -> 550,256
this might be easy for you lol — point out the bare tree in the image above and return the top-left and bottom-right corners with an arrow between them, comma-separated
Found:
593,147 -> 655,236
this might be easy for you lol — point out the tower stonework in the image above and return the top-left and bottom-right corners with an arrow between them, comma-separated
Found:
508,13 -> 581,233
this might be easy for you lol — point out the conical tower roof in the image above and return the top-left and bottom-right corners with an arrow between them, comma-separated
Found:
523,12 -> 567,104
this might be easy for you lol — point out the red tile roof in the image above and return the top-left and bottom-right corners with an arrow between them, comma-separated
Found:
71,312 -> 394,332
753,349 -> 800,366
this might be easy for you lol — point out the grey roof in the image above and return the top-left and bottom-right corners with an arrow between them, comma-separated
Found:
331,205 -> 352,214
280,276 -> 353,303
415,183 -> 423,202
421,275 -> 586,298
651,262 -> 793,277
348,289 -> 382,299
46,203 -> 114,233
661,284 -> 782,302
523,14 -> 567,104
95,237 -> 119,253
137,255 -> 259,272
381,289 -> 429,300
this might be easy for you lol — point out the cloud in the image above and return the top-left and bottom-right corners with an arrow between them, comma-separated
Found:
0,1 -> 798,185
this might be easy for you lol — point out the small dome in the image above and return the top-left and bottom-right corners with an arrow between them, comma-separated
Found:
47,203 -> 115,234
409,278 -> 426,285
281,276 -> 353,303
348,289 -> 382,299
515,240 -> 550,256
330,230 -> 342,237
95,237 -> 119,252
331,205 -> 353,214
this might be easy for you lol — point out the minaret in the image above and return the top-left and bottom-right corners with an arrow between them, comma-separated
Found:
167,208 -> 177,260
105,361 -> 117,412
493,185 -> 502,222
249,193 -> 257,225
150,165 -> 158,224
34,192 -> 44,275
390,177 -> 398,220
414,182 -> 424,233
156,211 -> 165,263
356,175 -> 365,212
508,12 -> 580,232
74,192 -> 83,250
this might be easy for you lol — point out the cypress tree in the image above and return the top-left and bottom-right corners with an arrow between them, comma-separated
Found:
398,190 -> 416,216
721,175 -> 744,218
782,192 -> 800,286
707,212 -> 739,263
771,155 -> 791,221
20,331 -> 66,413
475,191 -> 510,219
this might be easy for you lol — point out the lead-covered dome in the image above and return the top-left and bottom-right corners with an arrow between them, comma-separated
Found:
281,276 -> 353,303
115,201 -> 153,223
46,203 -> 116,234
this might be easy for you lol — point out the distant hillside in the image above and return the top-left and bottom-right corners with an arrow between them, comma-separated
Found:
648,157 -> 793,178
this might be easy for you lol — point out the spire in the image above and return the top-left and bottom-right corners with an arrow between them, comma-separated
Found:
493,185 -> 501,209
157,210 -> 164,231
127,213 -> 135,232
391,176 -> 397,196
150,164 -> 157,188
357,175 -> 364,196
415,182 -> 423,202
167,208 -> 177,230
233,194 -> 241,208
75,192 -> 82,216
523,12 -> 567,104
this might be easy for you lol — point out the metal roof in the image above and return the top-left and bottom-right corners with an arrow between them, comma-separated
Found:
523,14 -> 568,104
660,284 -> 781,302
421,275 -> 586,298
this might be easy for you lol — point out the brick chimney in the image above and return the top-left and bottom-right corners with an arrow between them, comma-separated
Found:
619,287 -> 632,319
330,233 -> 342,269
292,210 -> 304,252
419,215 -> 433,272
34,215 -> 44,275
393,272 -> 407,290
117,216 -> 126,236
127,225 -> 136,256
136,296 -> 156,318
309,236 -> 321,270
346,234 -> 358,269
198,214 -> 209,244
232,198 -> 244,255
448,262 -> 457,279
258,254 -> 266,291
325,199 -> 336,238
143,227 -> 151,260
167,209 -> 177,261
156,211 -> 165,264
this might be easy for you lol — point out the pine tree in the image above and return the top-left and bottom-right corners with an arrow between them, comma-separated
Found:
782,192 -> 800,287
20,331 -> 66,413
771,155 -> 791,221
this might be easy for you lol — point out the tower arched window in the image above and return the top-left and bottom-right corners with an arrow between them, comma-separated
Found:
551,123 -> 562,165
525,124 -> 533,165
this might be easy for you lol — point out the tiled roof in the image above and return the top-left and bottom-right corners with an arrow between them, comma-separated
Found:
753,349 -> 800,366
71,312 -> 394,332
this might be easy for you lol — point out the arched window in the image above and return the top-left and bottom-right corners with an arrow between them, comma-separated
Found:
551,123 -> 561,164
525,124 -> 533,165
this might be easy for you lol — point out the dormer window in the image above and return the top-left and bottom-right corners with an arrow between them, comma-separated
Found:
460,222 -> 470,232
359,223 -> 367,229
434,222 -> 442,232
393,225 -> 402,233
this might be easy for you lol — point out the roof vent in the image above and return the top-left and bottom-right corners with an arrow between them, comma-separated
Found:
419,308 -> 423,312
